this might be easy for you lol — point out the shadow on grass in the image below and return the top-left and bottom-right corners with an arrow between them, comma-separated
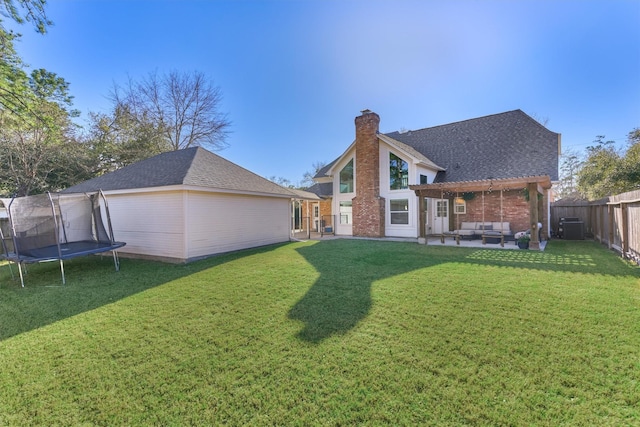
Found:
288,239 -> 639,343
0,243 -> 286,342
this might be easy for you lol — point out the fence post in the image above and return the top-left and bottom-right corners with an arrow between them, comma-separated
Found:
608,204 -> 614,249
622,202 -> 629,258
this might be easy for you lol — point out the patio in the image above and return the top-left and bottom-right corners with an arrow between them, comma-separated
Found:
299,232 -> 547,251
424,235 -> 547,251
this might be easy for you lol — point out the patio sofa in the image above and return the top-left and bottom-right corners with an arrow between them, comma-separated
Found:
446,222 -> 513,241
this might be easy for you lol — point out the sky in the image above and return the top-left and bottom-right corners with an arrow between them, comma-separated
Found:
8,0 -> 640,185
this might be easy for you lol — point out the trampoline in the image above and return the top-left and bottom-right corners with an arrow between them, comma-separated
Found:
0,190 -> 125,286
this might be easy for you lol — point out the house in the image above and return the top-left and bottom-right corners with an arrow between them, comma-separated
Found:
310,109 -> 560,249
63,147 -> 302,262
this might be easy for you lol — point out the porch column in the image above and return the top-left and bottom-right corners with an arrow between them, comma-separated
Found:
528,183 -> 540,250
418,192 -> 427,244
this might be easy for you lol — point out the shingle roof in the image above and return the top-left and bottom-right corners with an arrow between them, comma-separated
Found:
289,188 -> 321,200
313,159 -> 336,180
306,182 -> 333,198
386,110 -> 560,182
63,147 -> 297,197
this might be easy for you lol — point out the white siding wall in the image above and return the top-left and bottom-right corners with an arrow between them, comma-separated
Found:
333,149 -> 355,236
378,143 -> 443,238
185,191 -> 290,259
379,144 -> 418,238
104,191 -> 186,260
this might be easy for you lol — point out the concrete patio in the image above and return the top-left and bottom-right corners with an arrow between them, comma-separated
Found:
423,236 -> 547,251
295,232 -> 547,251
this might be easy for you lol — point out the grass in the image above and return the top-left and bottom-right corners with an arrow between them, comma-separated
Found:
0,239 -> 638,426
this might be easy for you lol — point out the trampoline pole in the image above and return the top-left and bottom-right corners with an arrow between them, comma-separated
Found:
17,263 -> 25,288
59,259 -> 66,285
6,260 -> 15,280
112,251 -> 120,272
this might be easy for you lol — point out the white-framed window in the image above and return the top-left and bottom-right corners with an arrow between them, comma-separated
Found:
339,201 -> 352,224
314,205 -> 319,218
436,200 -> 448,218
454,198 -> 466,214
339,159 -> 354,193
390,199 -> 409,224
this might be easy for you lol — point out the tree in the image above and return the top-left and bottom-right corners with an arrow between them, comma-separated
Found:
300,160 -> 327,189
0,69 -> 89,196
0,0 -> 51,35
110,70 -> 230,152
0,0 -> 93,196
267,176 -> 295,189
576,136 -> 624,200
84,106 -> 170,175
576,132 -> 640,200
555,148 -> 582,199
0,0 -> 51,116
619,128 -> 640,190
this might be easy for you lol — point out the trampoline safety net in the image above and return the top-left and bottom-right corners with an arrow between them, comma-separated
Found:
0,191 -> 126,286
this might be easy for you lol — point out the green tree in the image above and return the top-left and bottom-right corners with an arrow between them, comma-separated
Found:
0,0 -> 96,196
617,128 -> 640,191
0,0 -> 50,35
577,137 -> 625,200
0,69 -> 89,196
84,106 -> 171,176
1,0 -> 52,115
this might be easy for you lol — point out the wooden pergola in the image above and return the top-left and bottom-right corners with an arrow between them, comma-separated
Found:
410,175 -> 552,250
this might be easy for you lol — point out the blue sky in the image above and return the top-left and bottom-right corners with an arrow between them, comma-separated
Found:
10,0 -> 640,184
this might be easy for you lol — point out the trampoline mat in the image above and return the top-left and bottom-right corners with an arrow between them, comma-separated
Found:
16,241 -> 126,262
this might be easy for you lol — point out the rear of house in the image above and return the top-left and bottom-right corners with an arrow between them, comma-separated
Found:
312,110 -> 561,242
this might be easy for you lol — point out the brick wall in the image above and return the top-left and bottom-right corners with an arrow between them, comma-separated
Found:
352,111 -> 385,237
452,190 -> 549,237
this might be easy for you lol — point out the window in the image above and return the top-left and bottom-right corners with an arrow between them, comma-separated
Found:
420,174 -> 429,185
454,198 -> 466,214
390,153 -> 408,190
313,205 -> 319,218
436,200 -> 448,218
339,201 -> 352,224
339,159 -> 354,193
390,199 -> 409,224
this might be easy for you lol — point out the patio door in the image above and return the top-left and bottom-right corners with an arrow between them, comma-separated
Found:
433,199 -> 449,234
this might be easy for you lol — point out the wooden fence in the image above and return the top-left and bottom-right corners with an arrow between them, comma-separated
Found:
551,189 -> 640,265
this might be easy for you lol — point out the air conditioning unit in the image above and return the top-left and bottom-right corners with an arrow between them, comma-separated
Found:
563,221 -> 585,240
558,217 -> 581,239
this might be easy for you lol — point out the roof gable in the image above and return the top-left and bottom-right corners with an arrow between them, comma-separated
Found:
63,147 -> 296,197
377,133 -> 444,171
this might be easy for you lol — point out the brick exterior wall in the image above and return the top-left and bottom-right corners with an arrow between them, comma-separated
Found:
302,199 -> 334,230
451,190 -> 550,238
352,111 -> 385,237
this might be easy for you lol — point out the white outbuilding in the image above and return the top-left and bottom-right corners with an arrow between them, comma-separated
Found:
63,147 -> 297,262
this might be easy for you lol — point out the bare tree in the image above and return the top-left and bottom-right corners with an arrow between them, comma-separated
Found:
110,70 -> 231,151
300,160 -> 327,189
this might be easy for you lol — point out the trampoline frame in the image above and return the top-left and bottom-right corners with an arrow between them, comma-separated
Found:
0,190 -> 125,286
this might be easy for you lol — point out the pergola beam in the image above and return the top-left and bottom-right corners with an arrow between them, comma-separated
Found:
409,175 -> 552,196
412,175 -> 552,250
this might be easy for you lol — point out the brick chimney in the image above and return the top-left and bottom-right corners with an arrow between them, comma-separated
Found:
352,110 -> 385,237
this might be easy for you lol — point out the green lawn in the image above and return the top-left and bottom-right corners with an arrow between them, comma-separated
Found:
0,239 -> 638,426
